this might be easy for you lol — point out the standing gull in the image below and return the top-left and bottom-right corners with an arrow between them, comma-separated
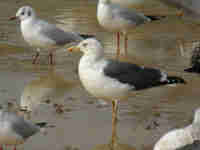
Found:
9,6 -> 93,64
154,108 -> 200,150
68,38 -> 185,149
0,110 -> 49,150
97,0 -> 165,58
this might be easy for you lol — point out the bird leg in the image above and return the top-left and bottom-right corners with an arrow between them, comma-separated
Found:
13,145 -> 16,150
48,52 -> 53,65
116,32 -> 120,59
32,51 -> 40,64
177,40 -> 185,57
111,100 -> 118,150
0,145 -> 3,150
124,35 -> 128,56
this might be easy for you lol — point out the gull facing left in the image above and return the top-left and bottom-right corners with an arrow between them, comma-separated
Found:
10,6 -> 93,64
68,38 -> 185,149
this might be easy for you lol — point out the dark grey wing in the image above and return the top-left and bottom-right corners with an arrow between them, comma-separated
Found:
111,5 -> 151,25
176,140 -> 200,150
4,112 -> 39,139
38,20 -> 83,46
104,60 -> 164,90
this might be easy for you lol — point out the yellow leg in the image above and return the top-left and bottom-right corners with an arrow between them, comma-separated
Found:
111,100 -> 118,150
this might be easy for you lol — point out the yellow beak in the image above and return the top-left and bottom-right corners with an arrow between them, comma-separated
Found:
67,45 -> 80,52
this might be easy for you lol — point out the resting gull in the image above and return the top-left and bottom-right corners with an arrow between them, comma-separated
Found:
0,110 -> 50,150
97,0 -> 165,58
9,6 -> 93,64
67,38 -> 185,149
154,108 -> 200,150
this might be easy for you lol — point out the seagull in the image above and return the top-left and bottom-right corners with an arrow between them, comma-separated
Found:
0,110 -> 50,150
97,0 -> 165,58
154,108 -> 200,150
67,38 -> 185,149
184,44 -> 200,73
9,6 -> 93,64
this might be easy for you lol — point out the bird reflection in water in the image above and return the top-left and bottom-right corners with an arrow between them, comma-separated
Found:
91,122 -> 136,150
20,68 -> 77,116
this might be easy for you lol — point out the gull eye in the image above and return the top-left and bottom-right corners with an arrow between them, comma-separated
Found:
21,12 -> 25,15
82,43 -> 88,47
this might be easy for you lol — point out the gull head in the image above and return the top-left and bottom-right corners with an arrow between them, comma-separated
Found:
68,38 -> 104,58
193,107 -> 200,124
12,6 -> 36,21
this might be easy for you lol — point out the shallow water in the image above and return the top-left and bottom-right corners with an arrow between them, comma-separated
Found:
1,0 -> 200,150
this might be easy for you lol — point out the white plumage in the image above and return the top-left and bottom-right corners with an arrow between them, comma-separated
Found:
97,0 -> 152,57
154,108 -> 200,150
68,38 -> 185,150
11,6 -> 91,64
0,110 -> 48,150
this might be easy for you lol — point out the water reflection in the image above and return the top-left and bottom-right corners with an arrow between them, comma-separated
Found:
92,142 -> 136,150
2,0 -> 200,150
158,0 -> 200,19
91,127 -> 136,150
20,69 -> 77,113
110,0 -> 162,10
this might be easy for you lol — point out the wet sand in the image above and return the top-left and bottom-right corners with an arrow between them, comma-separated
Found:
1,0 -> 200,150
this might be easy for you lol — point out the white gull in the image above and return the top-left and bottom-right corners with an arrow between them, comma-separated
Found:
67,38 -> 185,149
97,0 -> 165,58
154,108 -> 200,150
0,110 -> 49,150
10,6 -> 93,64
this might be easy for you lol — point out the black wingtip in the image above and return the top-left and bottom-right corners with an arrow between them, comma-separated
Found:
184,67 -> 200,73
79,34 -> 95,39
35,122 -> 48,128
146,15 -> 166,21
184,67 -> 195,73
167,76 -> 186,84
19,108 -> 28,112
